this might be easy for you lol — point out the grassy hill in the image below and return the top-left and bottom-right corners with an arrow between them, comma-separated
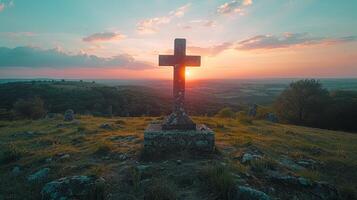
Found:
0,116 -> 356,199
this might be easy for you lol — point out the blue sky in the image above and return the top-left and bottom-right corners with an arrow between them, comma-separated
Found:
0,0 -> 356,79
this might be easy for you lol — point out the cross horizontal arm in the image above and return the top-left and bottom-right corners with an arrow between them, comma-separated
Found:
185,56 -> 201,67
159,55 -> 176,66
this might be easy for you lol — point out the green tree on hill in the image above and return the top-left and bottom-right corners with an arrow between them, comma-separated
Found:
275,79 -> 330,126
13,97 -> 46,119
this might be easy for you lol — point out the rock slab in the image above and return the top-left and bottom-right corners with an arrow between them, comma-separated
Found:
144,123 -> 215,153
41,175 -> 105,200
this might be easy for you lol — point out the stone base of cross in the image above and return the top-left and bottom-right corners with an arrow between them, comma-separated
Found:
159,38 -> 200,130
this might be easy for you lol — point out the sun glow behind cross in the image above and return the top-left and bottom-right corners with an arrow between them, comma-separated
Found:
185,69 -> 191,77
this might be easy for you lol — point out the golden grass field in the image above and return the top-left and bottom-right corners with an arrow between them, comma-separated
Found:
0,115 -> 356,199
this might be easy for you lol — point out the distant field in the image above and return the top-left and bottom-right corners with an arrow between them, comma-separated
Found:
0,116 -> 356,199
2,78 -> 356,106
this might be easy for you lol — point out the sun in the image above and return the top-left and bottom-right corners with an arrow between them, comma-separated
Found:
185,69 -> 191,77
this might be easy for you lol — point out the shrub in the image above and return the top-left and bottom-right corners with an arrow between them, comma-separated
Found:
199,164 -> 236,200
13,97 -> 46,119
216,107 -> 235,118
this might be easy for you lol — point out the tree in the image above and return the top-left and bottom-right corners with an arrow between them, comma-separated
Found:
13,97 -> 46,119
275,79 -> 330,126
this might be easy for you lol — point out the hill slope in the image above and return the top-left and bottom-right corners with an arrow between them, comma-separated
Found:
0,116 -> 356,199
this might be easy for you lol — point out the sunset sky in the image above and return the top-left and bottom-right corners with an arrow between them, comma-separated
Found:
0,0 -> 356,79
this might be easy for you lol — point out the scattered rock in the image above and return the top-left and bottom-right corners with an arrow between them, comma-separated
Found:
312,182 -> 339,200
237,186 -> 271,200
136,165 -> 150,173
12,131 -> 39,138
41,176 -> 105,200
279,157 -> 304,171
45,113 -> 56,119
248,104 -> 258,117
270,174 -> 312,187
296,159 -> 318,169
119,154 -> 127,160
64,109 -> 74,121
241,153 -> 262,164
28,168 -> 50,182
176,160 -> 182,165
99,123 -> 112,129
109,135 -> 137,142
11,166 -> 21,176
266,113 -> 278,123
60,154 -> 70,160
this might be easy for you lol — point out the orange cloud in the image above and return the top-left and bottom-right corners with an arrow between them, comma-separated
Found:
83,32 -> 125,42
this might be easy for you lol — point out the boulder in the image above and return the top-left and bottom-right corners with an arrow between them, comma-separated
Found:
236,186 -> 271,200
64,109 -> 74,121
28,168 -> 50,182
99,123 -> 112,130
266,113 -> 278,123
248,104 -> 258,117
41,176 -> 105,200
241,153 -> 262,164
11,166 -> 21,176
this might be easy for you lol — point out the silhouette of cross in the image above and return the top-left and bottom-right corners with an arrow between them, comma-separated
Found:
159,38 -> 201,130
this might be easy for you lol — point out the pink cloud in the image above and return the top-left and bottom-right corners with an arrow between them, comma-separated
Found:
83,32 -> 125,42
137,3 -> 191,34
0,3 -> 5,12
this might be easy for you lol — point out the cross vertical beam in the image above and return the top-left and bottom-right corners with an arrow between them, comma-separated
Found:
159,38 -> 201,130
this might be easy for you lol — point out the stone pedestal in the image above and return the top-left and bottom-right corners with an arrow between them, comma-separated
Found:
144,123 -> 215,153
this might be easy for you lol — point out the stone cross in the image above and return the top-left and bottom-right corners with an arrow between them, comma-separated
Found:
159,38 -> 201,130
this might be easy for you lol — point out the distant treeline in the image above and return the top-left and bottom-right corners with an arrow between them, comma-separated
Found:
0,81 -> 228,118
0,79 -> 356,132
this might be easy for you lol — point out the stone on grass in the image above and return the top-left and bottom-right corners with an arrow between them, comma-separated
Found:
28,168 -> 50,182
144,124 -> 215,153
241,153 -> 262,164
41,176 -> 105,200
64,109 -> 74,121
248,104 -> 258,117
237,186 -> 271,200
266,113 -> 278,123
11,166 -> 21,176
99,123 -> 112,130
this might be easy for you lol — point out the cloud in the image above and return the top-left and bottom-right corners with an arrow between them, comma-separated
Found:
0,0 -> 14,12
83,32 -> 125,42
188,42 -> 233,56
0,46 -> 153,70
170,3 -> 191,17
217,0 -> 252,15
236,33 -> 357,50
0,32 -> 36,37
137,3 -> 191,34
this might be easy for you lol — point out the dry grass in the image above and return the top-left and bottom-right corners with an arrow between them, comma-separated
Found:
0,116 -> 356,199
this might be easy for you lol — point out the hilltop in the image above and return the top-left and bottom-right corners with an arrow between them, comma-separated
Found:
0,116 -> 356,199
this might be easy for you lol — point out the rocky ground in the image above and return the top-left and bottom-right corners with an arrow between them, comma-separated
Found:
0,115 -> 356,200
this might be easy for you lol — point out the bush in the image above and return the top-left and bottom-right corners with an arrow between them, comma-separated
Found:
199,164 -> 236,200
275,79 -> 330,126
216,107 -> 236,118
13,97 -> 46,119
